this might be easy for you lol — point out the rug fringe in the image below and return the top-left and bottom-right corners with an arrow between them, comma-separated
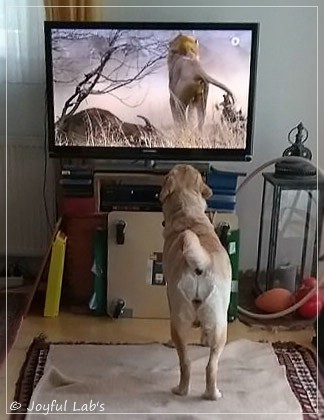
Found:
10,332 -> 50,420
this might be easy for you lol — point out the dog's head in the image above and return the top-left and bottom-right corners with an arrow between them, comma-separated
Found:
159,164 -> 212,204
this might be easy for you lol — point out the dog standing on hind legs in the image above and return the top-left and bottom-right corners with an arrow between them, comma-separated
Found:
159,164 -> 232,400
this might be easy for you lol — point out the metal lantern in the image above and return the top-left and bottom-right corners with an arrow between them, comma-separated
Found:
256,123 -> 323,293
256,173 -> 321,292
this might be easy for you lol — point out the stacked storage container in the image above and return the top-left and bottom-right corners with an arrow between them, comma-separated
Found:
206,167 -> 246,213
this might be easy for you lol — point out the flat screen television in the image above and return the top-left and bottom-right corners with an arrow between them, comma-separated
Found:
44,21 -> 259,161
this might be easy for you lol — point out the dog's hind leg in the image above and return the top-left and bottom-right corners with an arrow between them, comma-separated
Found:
171,322 -> 191,396
202,326 -> 227,401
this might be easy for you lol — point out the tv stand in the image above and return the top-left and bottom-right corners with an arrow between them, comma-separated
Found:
90,159 -> 210,174
57,163 -> 244,314
59,162 -> 245,214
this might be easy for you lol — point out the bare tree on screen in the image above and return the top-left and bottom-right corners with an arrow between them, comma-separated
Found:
54,30 -> 168,127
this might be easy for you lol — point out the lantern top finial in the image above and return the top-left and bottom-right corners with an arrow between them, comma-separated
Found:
283,122 -> 312,160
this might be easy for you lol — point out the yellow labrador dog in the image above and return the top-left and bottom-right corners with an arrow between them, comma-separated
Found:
160,164 -> 231,400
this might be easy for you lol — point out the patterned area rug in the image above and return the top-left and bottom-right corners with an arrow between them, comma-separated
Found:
274,342 -> 324,419
10,337 -> 323,419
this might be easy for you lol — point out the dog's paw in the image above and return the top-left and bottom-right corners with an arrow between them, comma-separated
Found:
202,388 -> 222,401
172,385 -> 189,396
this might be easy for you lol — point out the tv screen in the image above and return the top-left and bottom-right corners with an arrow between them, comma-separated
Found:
45,21 -> 259,161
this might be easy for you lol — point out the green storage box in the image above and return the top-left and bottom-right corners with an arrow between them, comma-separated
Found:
89,227 -> 108,315
227,229 -> 240,322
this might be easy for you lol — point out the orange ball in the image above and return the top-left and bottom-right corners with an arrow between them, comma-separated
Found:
255,288 -> 294,313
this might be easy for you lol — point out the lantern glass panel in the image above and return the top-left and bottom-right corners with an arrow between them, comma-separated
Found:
276,189 -> 317,285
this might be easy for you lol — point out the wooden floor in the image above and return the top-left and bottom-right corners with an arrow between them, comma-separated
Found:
0,312 -> 315,419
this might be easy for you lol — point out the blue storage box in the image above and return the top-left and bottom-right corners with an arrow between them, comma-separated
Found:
206,168 -> 246,212
207,194 -> 237,212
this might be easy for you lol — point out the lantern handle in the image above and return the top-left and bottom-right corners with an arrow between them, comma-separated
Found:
288,122 -> 308,145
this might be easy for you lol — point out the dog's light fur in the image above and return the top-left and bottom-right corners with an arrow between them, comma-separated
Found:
160,164 -> 231,400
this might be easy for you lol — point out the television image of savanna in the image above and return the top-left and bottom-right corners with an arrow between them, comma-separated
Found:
51,28 -> 253,149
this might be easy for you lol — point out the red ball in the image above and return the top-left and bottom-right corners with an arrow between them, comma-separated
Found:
297,292 -> 323,318
302,277 -> 317,289
295,277 -> 317,303
255,288 -> 294,313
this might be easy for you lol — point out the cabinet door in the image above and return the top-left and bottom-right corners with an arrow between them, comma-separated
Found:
107,211 -> 168,319
63,214 -> 107,309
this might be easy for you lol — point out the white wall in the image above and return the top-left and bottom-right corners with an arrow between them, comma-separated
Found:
3,1 -> 322,269
97,1 -> 319,270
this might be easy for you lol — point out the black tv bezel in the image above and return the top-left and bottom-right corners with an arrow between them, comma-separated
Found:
44,21 -> 259,161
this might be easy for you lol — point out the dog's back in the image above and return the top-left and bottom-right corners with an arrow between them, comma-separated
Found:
163,221 -> 231,321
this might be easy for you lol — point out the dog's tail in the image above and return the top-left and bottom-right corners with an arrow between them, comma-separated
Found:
182,230 -> 210,274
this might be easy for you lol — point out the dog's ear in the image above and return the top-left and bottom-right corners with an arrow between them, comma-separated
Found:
200,179 -> 213,199
194,171 -> 213,199
159,174 -> 175,203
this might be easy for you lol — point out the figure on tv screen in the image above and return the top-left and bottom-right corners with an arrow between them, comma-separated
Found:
167,34 -> 234,131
